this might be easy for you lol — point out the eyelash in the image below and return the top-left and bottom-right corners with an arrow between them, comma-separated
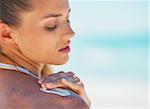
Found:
45,19 -> 71,32
67,19 -> 70,24
67,15 -> 71,24
45,25 -> 57,32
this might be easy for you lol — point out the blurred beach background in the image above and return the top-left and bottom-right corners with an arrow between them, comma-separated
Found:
51,0 -> 148,109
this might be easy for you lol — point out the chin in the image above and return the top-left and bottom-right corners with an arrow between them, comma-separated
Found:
51,60 -> 68,65
56,58 -> 69,65
47,57 -> 69,65
55,61 -> 67,65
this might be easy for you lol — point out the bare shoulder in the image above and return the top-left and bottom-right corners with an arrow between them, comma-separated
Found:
0,69 -> 90,109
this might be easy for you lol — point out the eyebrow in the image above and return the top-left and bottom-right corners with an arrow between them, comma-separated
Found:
44,9 -> 71,19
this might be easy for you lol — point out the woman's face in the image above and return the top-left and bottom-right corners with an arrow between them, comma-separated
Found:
12,0 -> 74,65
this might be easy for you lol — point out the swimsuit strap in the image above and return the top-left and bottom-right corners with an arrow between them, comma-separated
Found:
0,62 -> 39,79
0,62 -> 71,96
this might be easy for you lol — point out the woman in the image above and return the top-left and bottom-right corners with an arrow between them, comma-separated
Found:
0,0 -> 91,109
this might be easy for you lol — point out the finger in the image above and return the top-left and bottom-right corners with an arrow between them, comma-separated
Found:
61,78 -> 84,94
40,76 -> 79,90
38,76 -> 48,84
66,71 -> 75,76
38,71 -> 65,84
42,76 -> 80,90
73,75 -> 80,82
39,72 -> 75,84
53,71 -> 74,79
64,76 -> 80,83
53,71 -> 65,79
41,77 -> 84,95
73,75 -> 80,80
42,79 -> 67,89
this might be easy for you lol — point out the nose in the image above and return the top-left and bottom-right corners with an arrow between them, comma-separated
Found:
61,23 -> 75,39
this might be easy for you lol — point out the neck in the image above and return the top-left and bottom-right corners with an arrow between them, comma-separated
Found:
0,42 -> 44,78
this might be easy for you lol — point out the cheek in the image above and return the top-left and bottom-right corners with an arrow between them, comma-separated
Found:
17,34 -> 59,62
16,24 -> 66,63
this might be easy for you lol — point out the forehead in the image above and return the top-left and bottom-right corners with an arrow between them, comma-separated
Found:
19,0 -> 70,27
30,0 -> 69,14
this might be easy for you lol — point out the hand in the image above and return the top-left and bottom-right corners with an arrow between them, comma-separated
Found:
38,71 -> 91,107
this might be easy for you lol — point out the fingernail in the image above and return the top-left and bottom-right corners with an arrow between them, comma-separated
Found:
42,87 -> 47,90
77,81 -> 81,85
41,84 -> 47,89
73,75 -> 77,78
46,83 -> 53,88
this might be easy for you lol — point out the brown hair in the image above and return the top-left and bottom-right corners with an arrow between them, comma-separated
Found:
0,0 -> 32,27
0,0 -> 52,76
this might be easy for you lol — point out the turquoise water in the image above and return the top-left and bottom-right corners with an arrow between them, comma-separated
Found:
77,33 -> 147,48
69,33 -> 148,80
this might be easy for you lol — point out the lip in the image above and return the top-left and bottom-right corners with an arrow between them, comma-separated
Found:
58,46 -> 71,53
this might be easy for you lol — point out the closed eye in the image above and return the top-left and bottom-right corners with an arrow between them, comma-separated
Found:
45,25 -> 57,32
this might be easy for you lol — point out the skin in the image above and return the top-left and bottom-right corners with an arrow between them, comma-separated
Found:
0,0 -> 91,108
0,69 -> 90,109
11,0 -> 74,65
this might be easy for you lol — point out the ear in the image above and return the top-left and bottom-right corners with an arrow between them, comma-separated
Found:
0,22 -> 16,44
